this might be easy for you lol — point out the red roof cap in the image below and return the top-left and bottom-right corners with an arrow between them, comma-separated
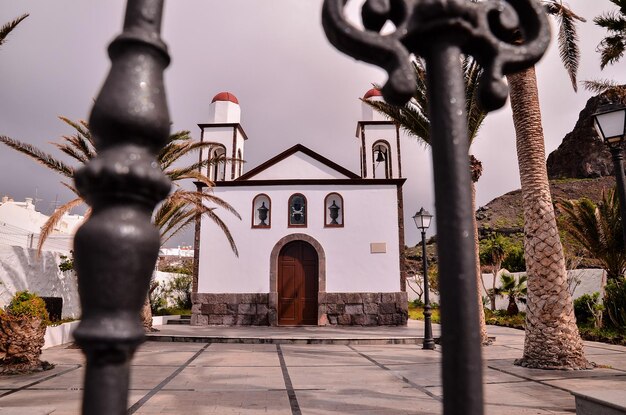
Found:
363,88 -> 382,99
211,92 -> 239,104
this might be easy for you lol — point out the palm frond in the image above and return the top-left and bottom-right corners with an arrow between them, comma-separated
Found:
0,14 -> 28,47
60,181 -> 79,196
167,189 -> 240,219
557,189 -> 626,280
594,7 -> 626,69
545,1 -> 585,91
364,55 -> 486,147
594,11 -> 626,33
154,189 -> 240,255
52,142 -> 89,164
58,117 -> 96,160
582,79 -> 623,94
36,198 -> 84,255
168,170 -> 214,189
0,135 -> 74,178
165,156 -> 234,183
598,35 -> 626,69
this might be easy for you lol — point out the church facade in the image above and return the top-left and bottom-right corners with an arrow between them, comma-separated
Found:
192,90 -> 410,326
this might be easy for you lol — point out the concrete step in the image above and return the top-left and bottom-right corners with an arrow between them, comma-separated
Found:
166,316 -> 191,325
147,333 -> 427,345
572,390 -> 626,415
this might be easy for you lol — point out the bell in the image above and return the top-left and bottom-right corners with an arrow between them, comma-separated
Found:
375,150 -> 386,162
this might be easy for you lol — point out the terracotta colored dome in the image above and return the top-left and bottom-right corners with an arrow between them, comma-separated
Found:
211,92 -> 239,104
363,88 -> 382,99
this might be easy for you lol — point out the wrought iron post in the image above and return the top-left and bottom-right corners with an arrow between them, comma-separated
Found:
322,1 -> 550,414
72,1 -> 171,414
609,145 -> 626,245
421,229 -> 435,350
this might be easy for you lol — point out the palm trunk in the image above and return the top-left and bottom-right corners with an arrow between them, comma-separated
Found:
141,295 -> 154,332
507,67 -> 589,369
471,182 -> 490,344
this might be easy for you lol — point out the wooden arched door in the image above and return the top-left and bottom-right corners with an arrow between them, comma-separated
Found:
278,241 -> 319,326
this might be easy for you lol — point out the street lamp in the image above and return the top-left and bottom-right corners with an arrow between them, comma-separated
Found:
593,103 -> 626,245
413,207 -> 435,350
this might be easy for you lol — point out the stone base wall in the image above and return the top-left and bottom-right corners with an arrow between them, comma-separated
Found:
320,292 -> 407,326
191,293 -> 269,326
191,291 -> 407,327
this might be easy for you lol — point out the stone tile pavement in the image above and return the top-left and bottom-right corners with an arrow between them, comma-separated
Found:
0,321 -> 625,414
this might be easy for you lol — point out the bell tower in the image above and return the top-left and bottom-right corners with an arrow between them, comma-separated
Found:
357,88 -> 402,179
199,92 -> 247,181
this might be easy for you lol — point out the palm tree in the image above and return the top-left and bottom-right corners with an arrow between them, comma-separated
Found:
595,0 -> 626,69
495,272 -> 527,316
0,14 -> 28,47
364,56 -> 491,344
505,1 -> 589,369
0,117 -> 241,330
557,189 -> 626,281
0,117 -> 239,252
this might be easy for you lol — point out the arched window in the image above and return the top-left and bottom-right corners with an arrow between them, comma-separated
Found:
252,194 -> 271,228
209,145 -> 227,181
324,193 -> 344,227
288,193 -> 307,227
372,140 -> 391,179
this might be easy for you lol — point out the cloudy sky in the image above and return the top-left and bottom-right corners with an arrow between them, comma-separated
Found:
1,1 -> 624,246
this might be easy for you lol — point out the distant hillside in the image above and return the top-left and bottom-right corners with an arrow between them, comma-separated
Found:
476,176 -> 616,237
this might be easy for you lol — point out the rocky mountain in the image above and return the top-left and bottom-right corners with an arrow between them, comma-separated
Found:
547,87 -> 626,179
476,176 -> 616,237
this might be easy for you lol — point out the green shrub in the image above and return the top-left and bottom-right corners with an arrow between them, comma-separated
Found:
484,309 -> 526,329
3,291 -> 49,323
166,275 -> 192,309
604,278 -> 626,329
574,293 -> 601,326
407,304 -> 440,323
502,244 -> 526,272
150,281 -> 168,315
58,253 -> 74,272
578,326 -> 626,345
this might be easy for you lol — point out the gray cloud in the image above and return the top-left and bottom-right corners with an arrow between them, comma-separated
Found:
0,1 -> 623,246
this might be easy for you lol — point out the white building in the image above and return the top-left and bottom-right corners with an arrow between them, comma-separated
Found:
194,90 -> 411,326
0,196 -> 82,251
0,197 -> 83,318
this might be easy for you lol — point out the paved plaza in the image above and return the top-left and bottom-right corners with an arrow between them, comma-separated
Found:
1,321 -> 625,414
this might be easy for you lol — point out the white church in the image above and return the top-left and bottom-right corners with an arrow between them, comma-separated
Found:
193,90 -> 411,326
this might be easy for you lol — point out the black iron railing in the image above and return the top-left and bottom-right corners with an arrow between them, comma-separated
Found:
72,1 -> 171,414
322,1 -> 550,414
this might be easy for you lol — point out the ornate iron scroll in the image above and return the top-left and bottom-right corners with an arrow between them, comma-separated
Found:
72,1 -> 171,414
323,0 -> 549,109
322,1 -> 550,415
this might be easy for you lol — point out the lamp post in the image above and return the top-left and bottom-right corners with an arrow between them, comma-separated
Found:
593,103 -> 626,245
413,207 -> 435,350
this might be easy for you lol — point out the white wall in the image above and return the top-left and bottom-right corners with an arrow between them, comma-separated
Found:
199,183 -> 402,294
0,245 -> 80,318
249,152 -> 351,180
407,268 -> 608,312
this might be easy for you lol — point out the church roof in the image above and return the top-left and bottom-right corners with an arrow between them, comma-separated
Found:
211,92 -> 239,104
363,88 -> 382,99
236,144 -> 361,181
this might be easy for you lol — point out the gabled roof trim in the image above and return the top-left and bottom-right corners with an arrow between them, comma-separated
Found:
216,178 -> 406,187
236,144 -> 360,181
